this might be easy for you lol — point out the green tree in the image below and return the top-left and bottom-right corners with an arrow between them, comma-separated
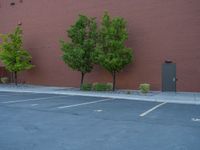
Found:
60,15 -> 97,87
93,12 -> 133,91
0,26 -> 33,85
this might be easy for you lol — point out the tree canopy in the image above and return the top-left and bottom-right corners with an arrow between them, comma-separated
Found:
60,15 -> 97,86
93,12 -> 133,91
0,26 -> 33,85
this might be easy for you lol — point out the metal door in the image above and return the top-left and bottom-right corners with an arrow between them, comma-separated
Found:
162,63 -> 176,91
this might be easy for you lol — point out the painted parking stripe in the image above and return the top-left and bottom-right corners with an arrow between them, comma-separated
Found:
192,118 -> 200,122
31,104 -> 39,106
139,102 -> 167,117
1,95 -> 69,104
57,98 -> 113,109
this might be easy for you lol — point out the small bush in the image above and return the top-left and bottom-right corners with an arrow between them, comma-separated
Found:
126,91 -> 131,94
92,83 -> 112,91
139,83 -> 150,93
80,83 -> 92,91
1,77 -> 9,84
106,82 -> 113,91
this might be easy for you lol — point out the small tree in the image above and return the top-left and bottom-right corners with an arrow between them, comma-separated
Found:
93,12 -> 133,91
0,26 -> 33,85
60,15 -> 97,87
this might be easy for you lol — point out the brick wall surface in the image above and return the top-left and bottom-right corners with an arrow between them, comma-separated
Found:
0,0 -> 200,91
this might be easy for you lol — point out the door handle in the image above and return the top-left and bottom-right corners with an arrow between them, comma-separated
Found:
173,77 -> 176,82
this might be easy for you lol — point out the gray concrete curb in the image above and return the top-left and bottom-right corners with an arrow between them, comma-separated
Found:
0,86 -> 199,105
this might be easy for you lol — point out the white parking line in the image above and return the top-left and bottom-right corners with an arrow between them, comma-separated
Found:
1,95 -> 68,104
192,118 -> 200,122
139,102 -> 167,117
94,109 -> 103,112
57,98 -> 113,109
31,104 -> 39,106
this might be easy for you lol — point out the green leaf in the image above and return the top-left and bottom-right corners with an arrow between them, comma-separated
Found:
0,26 -> 34,73
60,15 -> 98,85
93,12 -> 133,73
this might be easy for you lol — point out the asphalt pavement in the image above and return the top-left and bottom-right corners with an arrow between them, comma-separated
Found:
0,91 -> 200,150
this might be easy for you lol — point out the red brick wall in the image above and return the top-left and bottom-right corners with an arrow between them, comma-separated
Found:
0,67 -> 8,78
0,0 -> 200,91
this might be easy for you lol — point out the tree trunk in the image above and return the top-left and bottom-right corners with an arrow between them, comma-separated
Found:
80,72 -> 85,88
12,72 -> 14,83
10,72 -> 14,83
14,71 -> 18,86
112,71 -> 116,91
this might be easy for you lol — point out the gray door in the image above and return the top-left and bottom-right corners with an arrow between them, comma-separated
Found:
162,63 -> 176,91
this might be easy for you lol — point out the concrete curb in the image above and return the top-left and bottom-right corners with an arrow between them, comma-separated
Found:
0,87 -> 199,105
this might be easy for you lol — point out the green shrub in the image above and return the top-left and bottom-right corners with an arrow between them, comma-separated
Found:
106,82 -> 113,90
1,77 -> 9,84
126,91 -> 131,94
92,83 -> 112,91
139,83 -> 150,93
80,83 -> 92,91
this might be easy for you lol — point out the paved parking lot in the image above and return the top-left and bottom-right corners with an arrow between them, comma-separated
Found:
0,91 -> 200,150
